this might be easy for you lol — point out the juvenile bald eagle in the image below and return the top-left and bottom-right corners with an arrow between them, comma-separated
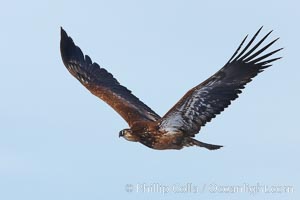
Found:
60,27 -> 281,150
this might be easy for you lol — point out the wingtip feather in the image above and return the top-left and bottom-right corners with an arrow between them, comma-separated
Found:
232,27 -> 267,62
60,27 -> 68,39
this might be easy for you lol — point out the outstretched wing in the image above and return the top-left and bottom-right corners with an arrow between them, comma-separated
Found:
60,28 -> 160,127
159,27 -> 282,136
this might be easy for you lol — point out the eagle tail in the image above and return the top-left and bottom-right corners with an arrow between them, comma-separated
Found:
187,138 -> 223,150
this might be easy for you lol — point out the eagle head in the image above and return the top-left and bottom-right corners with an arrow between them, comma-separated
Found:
119,129 -> 138,142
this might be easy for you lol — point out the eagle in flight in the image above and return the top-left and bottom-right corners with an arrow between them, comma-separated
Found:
60,27 -> 281,150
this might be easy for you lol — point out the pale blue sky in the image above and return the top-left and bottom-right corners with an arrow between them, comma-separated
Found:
0,0 -> 299,199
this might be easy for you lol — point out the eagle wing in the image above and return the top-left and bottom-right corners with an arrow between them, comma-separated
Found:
60,28 -> 160,127
159,27 -> 282,136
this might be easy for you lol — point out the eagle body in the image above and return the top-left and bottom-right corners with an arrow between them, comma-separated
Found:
121,121 -> 222,150
60,27 -> 281,150
122,121 -> 183,150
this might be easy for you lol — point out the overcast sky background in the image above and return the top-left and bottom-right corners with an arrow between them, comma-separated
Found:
0,0 -> 299,199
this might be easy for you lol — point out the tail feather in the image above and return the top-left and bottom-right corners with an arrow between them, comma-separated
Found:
186,138 -> 223,150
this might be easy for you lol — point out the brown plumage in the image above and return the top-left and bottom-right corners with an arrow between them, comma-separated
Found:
60,27 -> 282,150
